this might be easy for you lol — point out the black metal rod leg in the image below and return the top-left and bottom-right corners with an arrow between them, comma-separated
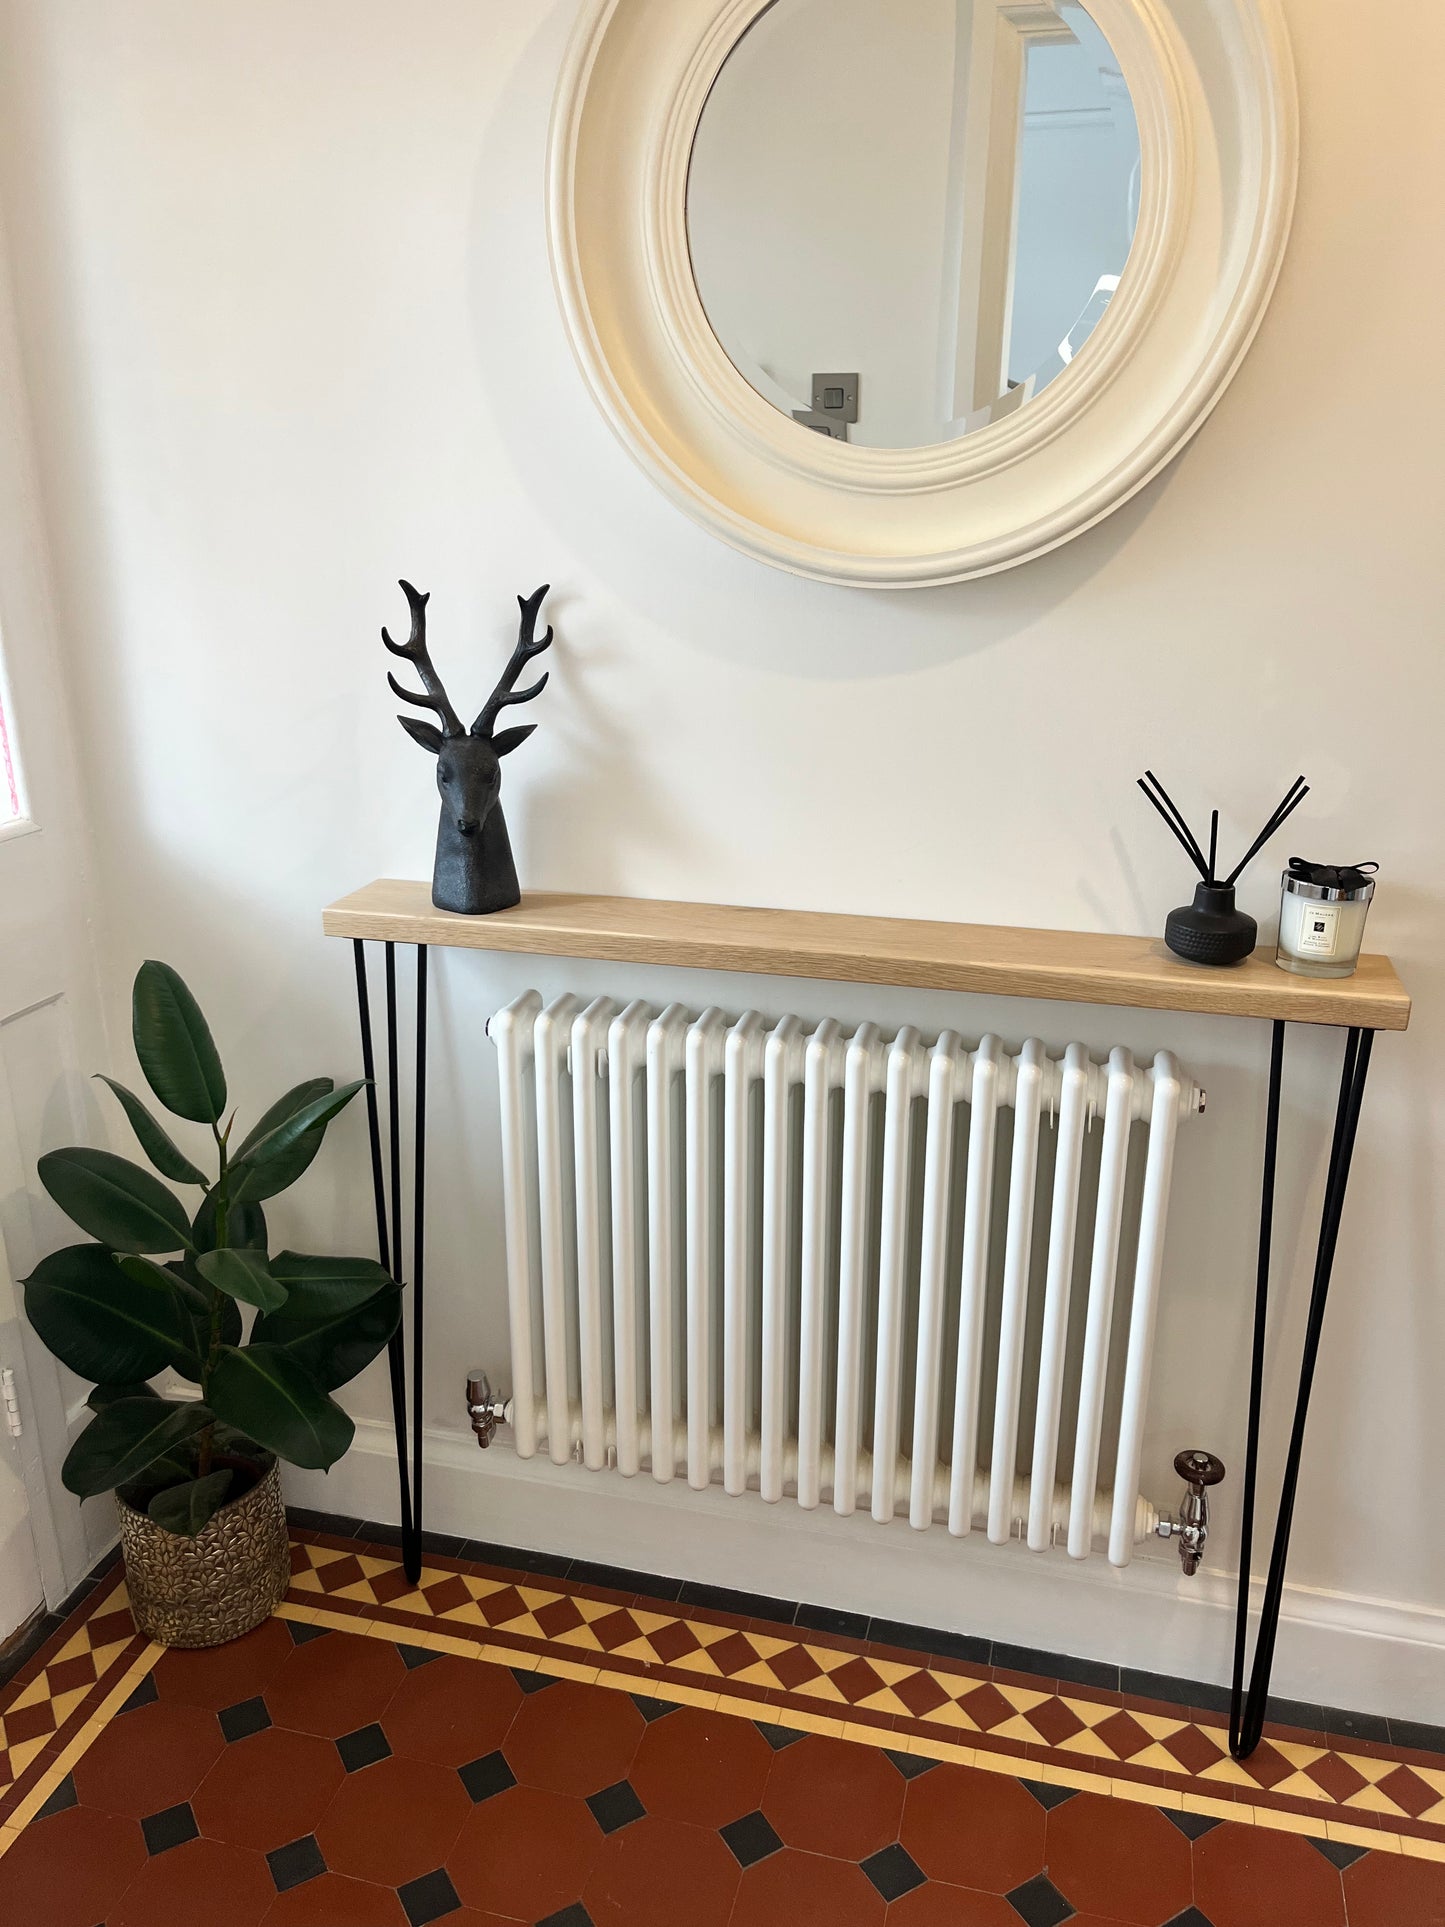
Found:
352,941 -> 412,1550
410,946 -> 428,1583
1230,1023 -> 1375,1758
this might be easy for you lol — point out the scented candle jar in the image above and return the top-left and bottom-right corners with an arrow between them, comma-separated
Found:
1275,860 -> 1377,978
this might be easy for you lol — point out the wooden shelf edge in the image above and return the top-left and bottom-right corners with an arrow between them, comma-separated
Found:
322,880 -> 1411,1032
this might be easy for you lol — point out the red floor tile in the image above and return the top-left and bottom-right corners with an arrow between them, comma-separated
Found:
629,1705 -> 772,1827
886,1884 -> 1021,1925
731,1845 -> 887,1926
151,1616 -> 297,1711
316,1753 -> 470,1887
447,1781 -> 603,1920
192,1723 -> 345,1850
1045,1791 -> 1192,1925
263,1629 -> 406,1739
72,1696 -> 225,1817
0,1806 -> 147,1927
110,1834 -> 274,1927
763,1732 -> 906,1859
381,1653 -> 522,1766
584,1813 -> 741,1927
502,1677 -> 643,1797
261,1871 -> 409,1926
1342,1847 -> 1445,1927
1193,1819 -> 1347,1927
899,1762 -> 1046,1893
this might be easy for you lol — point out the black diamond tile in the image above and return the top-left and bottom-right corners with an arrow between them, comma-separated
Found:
37,1774 -> 78,1819
286,1620 -> 330,1647
1163,1809 -> 1223,1841
1163,1912 -> 1217,1927
537,1907 -> 594,1927
720,1809 -> 783,1868
512,1667 -> 556,1694
219,1695 -> 271,1743
1020,1778 -> 1078,1811
1309,1836 -> 1370,1870
142,1802 -> 199,1856
630,1693 -> 678,1723
459,1750 -> 517,1803
753,1721 -> 805,1751
117,1673 -> 159,1714
398,1866 -> 462,1926
336,1722 -> 392,1772
397,1642 -> 441,1670
266,1833 -> 327,1893
587,1779 -> 645,1835
884,1749 -> 937,1781
1007,1872 -> 1075,1927
861,1843 -> 926,1901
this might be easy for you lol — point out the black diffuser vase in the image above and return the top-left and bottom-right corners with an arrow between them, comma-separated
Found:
1164,882 -> 1257,966
1138,770 -> 1311,969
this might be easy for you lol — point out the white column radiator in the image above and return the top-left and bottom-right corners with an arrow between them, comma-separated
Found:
487,992 -> 1204,1567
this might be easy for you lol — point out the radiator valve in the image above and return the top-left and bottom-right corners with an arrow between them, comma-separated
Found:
1156,1448 -> 1225,1576
466,1371 -> 509,1449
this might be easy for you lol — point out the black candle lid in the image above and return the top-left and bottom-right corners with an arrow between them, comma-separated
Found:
1286,856 -> 1378,894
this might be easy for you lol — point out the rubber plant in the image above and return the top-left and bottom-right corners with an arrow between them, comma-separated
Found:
22,961 -> 401,1536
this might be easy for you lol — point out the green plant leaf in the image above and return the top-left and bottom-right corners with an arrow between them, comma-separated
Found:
164,1261 -> 241,1376
253,1275 -> 401,1392
268,1252 -> 395,1318
94,1076 -> 209,1188
228,1082 -> 365,1206
147,1469 -> 233,1537
22,1244 -> 196,1383
38,1148 -> 193,1254
191,1192 -> 268,1254
87,1379 -> 161,1411
132,961 -> 227,1124
196,1247 -> 286,1313
207,1344 -> 353,1470
229,1079 -> 333,1202
61,1396 -> 213,1498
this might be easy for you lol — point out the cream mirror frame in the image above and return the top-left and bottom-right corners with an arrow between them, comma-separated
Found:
547,0 -> 1297,589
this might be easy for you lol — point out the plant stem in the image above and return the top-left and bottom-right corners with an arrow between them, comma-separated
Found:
196,1125 -> 231,1482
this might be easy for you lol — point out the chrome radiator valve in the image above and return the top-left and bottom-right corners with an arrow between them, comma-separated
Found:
1156,1448 -> 1226,1576
466,1371 -> 509,1449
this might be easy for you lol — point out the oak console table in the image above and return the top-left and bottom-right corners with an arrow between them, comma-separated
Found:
323,879 -> 1409,1760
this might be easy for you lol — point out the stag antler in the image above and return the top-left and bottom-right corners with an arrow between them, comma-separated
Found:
383,580 -> 464,738
472,586 -> 553,739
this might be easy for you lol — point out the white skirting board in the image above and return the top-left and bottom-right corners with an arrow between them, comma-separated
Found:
287,1418 -> 1445,1728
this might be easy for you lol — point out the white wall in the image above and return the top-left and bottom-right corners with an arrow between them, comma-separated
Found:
0,0 -> 1442,1716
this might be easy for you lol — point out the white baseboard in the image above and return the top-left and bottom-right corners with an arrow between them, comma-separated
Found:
287,1417 -> 1445,1727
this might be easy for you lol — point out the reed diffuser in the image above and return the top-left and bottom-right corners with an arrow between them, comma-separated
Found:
1138,771 -> 1310,966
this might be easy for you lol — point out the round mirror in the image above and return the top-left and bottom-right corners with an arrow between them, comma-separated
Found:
687,0 -> 1142,450
550,0 -> 1296,585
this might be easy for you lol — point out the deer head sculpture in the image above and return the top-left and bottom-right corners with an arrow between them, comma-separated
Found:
384,579 -> 553,915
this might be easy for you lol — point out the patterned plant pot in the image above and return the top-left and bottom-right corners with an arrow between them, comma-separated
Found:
117,1457 -> 290,1648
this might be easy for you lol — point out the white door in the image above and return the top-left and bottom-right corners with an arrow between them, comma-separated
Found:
0,195 -> 112,1638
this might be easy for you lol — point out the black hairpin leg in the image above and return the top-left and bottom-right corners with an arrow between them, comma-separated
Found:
351,939 -> 429,1585
1230,1019 -> 1375,1759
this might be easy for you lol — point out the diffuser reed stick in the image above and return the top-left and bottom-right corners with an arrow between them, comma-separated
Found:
1137,772 -> 1311,966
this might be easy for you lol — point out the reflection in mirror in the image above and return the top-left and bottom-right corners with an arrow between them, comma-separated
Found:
687,0 -> 1141,450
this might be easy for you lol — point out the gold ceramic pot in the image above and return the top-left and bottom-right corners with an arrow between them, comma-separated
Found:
117,1457 -> 290,1648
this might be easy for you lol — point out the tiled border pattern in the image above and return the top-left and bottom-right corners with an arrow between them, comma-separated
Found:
5,1531 -> 1445,1872
0,1576 -> 161,1854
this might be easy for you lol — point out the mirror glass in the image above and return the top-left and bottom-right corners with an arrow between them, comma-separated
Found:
687,0 -> 1141,450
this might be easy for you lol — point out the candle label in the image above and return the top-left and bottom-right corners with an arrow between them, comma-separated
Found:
1296,900 -> 1343,958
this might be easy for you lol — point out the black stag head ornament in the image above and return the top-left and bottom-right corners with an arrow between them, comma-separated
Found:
384,579 -> 553,915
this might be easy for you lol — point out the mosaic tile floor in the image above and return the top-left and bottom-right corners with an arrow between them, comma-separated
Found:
3,1524 -> 1445,1926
